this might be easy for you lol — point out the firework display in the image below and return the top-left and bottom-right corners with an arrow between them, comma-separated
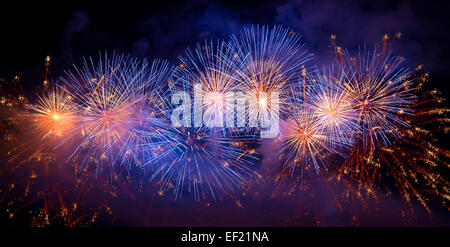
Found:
0,24 -> 449,226
230,26 -> 312,127
62,54 -> 171,169
147,41 -> 259,200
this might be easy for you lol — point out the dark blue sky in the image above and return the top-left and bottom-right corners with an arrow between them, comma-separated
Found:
1,0 -> 450,92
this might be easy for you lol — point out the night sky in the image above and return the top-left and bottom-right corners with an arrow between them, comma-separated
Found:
1,0 -> 450,94
1,0 -> 450,226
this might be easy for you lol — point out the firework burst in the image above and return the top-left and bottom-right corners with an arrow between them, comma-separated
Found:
27,87 -> 77,140
342,47 -> 415,149
59,53 -> 171,171
337,72 -> 450,212
142,42 -> 260,200
305,67 -> 360,148
147,126 -> 258,200
172,40 -> 243,130
278,107 -> 330,180
230,25 -> 312,129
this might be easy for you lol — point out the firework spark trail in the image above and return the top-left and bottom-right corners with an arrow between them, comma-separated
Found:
342,47 -> 415,149
147,126 -> 258,201
279,111 -> 328,175
277,43 -> 425,199
27,87 -> 77,141
337,72 -> 450,212
113,59 -> 172,168
0,75 -> 122,226
278,90 -> 331,180
277,65 -> 356,179
172,40 -> 244,130
142,41 -> 260,200
59,53 -> 172,172
229,25 -> 312,128
303,67 -> 360,149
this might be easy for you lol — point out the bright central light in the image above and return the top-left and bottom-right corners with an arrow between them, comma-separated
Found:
258,97 -> 267,107
211,93 -> 222,103
327,106 -> 337,118
52,114 -> 60,120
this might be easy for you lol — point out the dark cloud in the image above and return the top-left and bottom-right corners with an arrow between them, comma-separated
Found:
133,37 -> 150,58
133,3 -> 247,60
62,10 -> 91,61
65,10 -> 90,35
5,0 -> 449,76
195,4 -> 246,39
273,0 -> 450,72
